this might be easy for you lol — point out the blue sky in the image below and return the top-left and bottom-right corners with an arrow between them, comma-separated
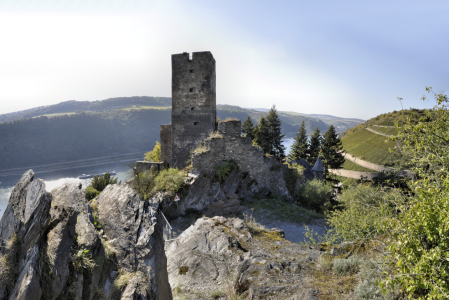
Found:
0,0 -> 448,120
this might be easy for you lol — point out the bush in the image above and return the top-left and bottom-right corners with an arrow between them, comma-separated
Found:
332,256 -> 360,275
296,179 -> 332,212
85,186 -> 101,201
135,167 -> 186,200
325,185 -> 399,243
85,172 -> 118,200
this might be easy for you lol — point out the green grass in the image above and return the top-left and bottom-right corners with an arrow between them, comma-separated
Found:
241,196 -> 324,223
33,112 -> 78,118
328,174 -> 360,186
368,126 -> 398,136
342,159 -> 377,172
121,106 -> 170,111
341,129 -> 399,166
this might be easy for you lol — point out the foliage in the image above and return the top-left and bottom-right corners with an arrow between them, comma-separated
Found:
325,185 -> 399,243
135,167 -> 186,200
90,172 -> 118,192
379,88 -> 449,298
296,179 -> 333,212
84,186 -> 101,201
72,249 -> 96,272
321,125 -> 345,180
242,116 -> 255,140
265,105 -> 286,160
332,257 -> 360,275
307,126 -> 322,165
214,160 -> 237,181
254,116 -> 270,153
144,140 -> 161,162
289,120 -> 308,161
85,172 -> 118,200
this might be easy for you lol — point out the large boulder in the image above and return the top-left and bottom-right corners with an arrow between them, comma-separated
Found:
166,216 -> 321,299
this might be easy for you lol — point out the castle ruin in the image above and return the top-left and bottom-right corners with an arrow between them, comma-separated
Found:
160,51 -> 216,169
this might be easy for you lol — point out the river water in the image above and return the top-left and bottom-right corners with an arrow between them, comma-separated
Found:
0,139 -> 297,220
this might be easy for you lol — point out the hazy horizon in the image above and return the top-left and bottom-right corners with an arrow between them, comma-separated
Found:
1,0 -> 448,120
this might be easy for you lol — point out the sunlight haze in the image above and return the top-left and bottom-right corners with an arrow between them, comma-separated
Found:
1,0 -> 448,120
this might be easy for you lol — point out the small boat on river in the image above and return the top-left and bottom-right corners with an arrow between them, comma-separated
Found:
78,171 -> 117,179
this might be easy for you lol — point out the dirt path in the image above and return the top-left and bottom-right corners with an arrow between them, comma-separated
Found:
365,127 -> 394,137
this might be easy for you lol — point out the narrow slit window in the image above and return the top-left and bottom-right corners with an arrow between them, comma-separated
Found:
190,88 -> 194,92
191,107 -> 194,110
193,122 -> 199,125
189,69 -> 194,73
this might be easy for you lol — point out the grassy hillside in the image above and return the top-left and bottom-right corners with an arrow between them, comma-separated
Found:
342,159 -> 377,172
338,109 -> 427,167
341,128 -> 398,166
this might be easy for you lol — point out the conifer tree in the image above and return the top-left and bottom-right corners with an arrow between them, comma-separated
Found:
321,125 -> 345,180
242,116 -> 255,140
266,105 -> 286,160
307,126 -> 322,165
255,116 -> 270,153
289,120 -> 308,161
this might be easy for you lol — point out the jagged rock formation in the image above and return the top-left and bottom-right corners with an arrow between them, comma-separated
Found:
166,216 -> 321,299
0,170 -> 172,300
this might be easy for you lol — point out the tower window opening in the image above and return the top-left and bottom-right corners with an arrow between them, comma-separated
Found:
191,107 -> 194,110
190,88 -> 194,92
194,122 -> 199,125
189,69 -> 194,73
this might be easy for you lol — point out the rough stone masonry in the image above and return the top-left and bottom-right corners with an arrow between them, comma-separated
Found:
160,51 -> 217,169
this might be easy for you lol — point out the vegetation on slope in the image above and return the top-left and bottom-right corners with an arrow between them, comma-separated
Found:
341,159 -> 376,172
341,128 -> 399,166
367,126 -> 398,136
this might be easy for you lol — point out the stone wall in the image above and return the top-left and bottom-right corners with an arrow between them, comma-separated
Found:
170,52 -> 216,169
160,124 -> 172,165
189,120 -> 291,203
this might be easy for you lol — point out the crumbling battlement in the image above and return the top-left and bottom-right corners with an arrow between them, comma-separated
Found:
192,120 -> 291,200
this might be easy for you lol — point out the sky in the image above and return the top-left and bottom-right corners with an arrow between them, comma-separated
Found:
0,0 -> 448,120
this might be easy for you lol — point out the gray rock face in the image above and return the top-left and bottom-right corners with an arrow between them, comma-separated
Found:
96,184 -> 172,299
166,216 -> 321,299
0,170 -> 172,300
0,170 -> 52,299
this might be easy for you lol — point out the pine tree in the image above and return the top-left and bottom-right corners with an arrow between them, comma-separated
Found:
307,126 -> 322,165
266,105 -> 286,160
242,116 -> 255,140
321,125 -> 345,180
255,116 -> 270,153
289,120 -> 308,161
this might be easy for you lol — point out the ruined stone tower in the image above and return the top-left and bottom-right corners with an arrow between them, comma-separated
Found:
160,51 -> 216,169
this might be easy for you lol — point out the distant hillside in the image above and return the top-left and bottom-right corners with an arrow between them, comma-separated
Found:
247,108 -> 364,133
340,109 -> 427,167
0,96 -> 171,123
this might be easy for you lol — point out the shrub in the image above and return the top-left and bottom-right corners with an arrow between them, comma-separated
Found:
325,185 -> 399,243
152,168 -> 186,196
85,172 -> 118,200
214,160 -> 237,181
85,186 -> 101,200
296,179 -> 332,212
332,256 -> 360,275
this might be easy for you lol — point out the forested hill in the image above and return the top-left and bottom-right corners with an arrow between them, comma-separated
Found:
0,96 -> 171,123
0,98 -> 364,170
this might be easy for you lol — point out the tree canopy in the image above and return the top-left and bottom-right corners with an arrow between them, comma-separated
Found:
265,105 -> 286,160
289,120 -> 308,161
308,126 -> 322,165
321,125 -> 345,179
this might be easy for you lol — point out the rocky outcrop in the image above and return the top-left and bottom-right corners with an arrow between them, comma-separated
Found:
166,216 -> 321,299
0,170 -> 172,300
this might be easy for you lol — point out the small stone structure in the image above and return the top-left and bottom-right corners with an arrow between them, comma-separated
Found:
160,51 -> 217,169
